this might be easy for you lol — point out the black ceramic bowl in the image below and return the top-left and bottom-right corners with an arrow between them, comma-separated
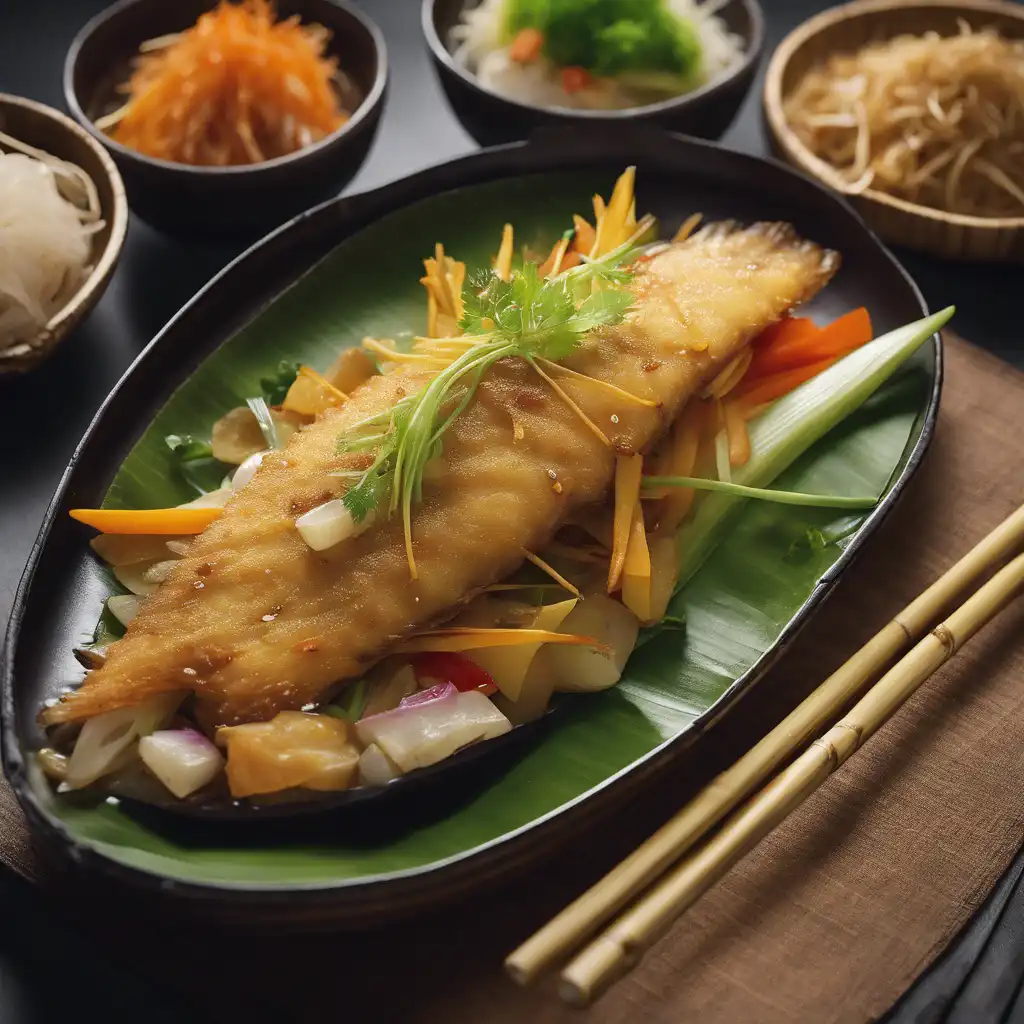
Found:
423,0 -> 764,147
64,0 -> 387,239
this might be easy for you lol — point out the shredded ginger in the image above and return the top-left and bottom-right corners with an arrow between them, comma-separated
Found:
0,152 -> 96,352
784,22 -> 1024,218
104,0 -> 350,166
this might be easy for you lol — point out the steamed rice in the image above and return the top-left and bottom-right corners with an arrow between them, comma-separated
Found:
451,0 -> 744,111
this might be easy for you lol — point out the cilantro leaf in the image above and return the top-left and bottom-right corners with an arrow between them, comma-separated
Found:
165,434 -> 213,461
260,360 -> 300,406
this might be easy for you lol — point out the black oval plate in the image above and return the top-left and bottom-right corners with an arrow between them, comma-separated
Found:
1,127 -> 940,926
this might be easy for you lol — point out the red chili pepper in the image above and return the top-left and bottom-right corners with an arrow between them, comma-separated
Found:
560,66 -> 592,93
411,652 -> 498,695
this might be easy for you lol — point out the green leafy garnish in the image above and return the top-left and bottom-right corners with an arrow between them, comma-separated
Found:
324,679 -> 368,722
165,434 -> 213,461
641,476 -> 879,509
260,360 -> 300,406
164,434 -> 224,495
335,238 -> 641,575
506,0 -> 703,81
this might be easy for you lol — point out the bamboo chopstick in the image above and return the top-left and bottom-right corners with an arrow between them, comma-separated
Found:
559,549 -> 1024,1005
506,503 -> 1024,987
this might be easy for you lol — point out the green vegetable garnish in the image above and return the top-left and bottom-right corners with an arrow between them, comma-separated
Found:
642,477 -> 879,509
164,434 -> 223,495
165,434 -> 213,462
506,0 -> 703,82
260,359 -> 300,406
324,678 -> 368,722
335,235 -> 643,576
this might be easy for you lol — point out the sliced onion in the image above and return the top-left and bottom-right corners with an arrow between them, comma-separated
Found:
231,450 -> 267,490
296,499 -> 374,552
165,539 -> 191,557
107,594 -> 141,627
179,487 -> 233,510
548,595 -> 639,693
358,743 -> 401,786
399,681 -> 456,708
63,692 -> 184,790
138,729 -> 224,799
356,688 -> 510,773
113,563 -> 158,597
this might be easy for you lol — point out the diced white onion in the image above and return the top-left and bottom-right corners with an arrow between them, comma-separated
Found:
138,729 -> 224,799
231,450 -> 267,491
107,594 -> 141,627
64,693 -> 183,790
548,595 -> 640,692
356,688 -> 510,773
358,743 -> 401,786
296,499 -> 374,552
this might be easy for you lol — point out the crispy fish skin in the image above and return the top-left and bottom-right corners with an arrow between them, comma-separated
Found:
44,224 -> 838,728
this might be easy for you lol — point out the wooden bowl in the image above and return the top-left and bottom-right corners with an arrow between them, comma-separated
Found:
764,0 -> 1024,263
64,0 -> 387,240
424,0 -> 765,147
0,94 -> 127,375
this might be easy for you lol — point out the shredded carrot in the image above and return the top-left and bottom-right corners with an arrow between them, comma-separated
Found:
649,402 -> 703,534
70,508 -> 222,535
538,235 -> 580,277
107,0 -> 348,166
608,454 -> 643,592
398,628 -> 608,654
509,27 -> 544,63
572,214 -> 597,255
621,501 -> 652,621
723,399 -> 751,466
734,357 -> 838,409
494,224 -> 514,281
299,365 -> 348,403
593,167 -> 636,255
673,213 -> 703,242
521,549 -> 583,599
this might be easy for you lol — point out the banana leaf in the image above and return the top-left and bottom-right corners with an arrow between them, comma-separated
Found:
32,170 -> 937,888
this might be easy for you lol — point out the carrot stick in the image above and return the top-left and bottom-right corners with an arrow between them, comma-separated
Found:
572,215 -> 596,255
734,357 -> 838,409
747,308 -> 872,378
70,507 -> 223,535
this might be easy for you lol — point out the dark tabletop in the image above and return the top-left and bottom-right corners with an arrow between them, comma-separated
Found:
1,1 -> 1022,1022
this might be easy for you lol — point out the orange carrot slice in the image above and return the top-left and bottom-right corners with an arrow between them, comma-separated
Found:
70,508 -> 222,535
509,27 -> 544,63
734,357 -> 838,409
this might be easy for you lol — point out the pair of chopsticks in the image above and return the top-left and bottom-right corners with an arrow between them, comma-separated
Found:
507,503 -> 1024,1006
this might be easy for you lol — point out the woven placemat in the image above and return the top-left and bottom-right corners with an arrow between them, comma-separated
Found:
1,334 -> 1021,1024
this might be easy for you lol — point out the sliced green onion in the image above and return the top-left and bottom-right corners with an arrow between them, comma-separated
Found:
674,307 -> 954,590
246,397 -> 280,450
644,476 -> 877,508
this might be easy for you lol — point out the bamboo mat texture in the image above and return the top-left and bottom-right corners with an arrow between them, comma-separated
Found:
1,334 -> 1022,1024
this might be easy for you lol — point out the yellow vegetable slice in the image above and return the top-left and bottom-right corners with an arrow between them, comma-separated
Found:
608,453 -> 643,592
397,627 -> 607,654
494,222 -> 514,281
621,501 -> 652,622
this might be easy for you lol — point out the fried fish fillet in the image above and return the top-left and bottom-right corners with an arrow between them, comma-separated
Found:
45,223 -> 838,728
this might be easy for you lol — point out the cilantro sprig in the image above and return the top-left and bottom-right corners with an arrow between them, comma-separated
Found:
334,237 -> 641,577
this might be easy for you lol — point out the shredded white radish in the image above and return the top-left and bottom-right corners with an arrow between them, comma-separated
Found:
0,152 -> 99,352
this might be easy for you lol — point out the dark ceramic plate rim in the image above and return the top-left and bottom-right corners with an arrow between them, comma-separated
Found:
62,0 -> 388,177
422,0 -> 765,119
2,126 -> 942,903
